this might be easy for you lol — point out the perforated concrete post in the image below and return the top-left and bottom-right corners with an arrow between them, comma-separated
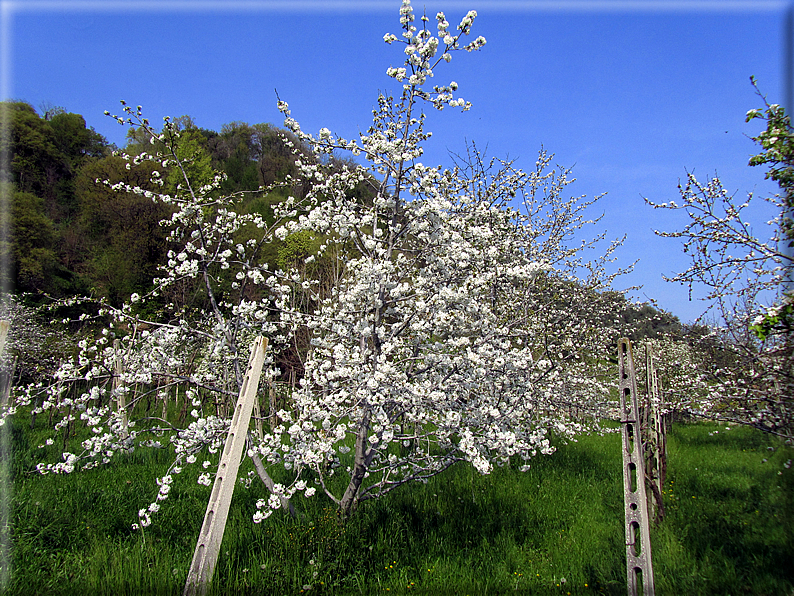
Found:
0,321 -> 9,408
0,321 -> 8,359
184,336 -> 268,596
655,370 -> 667,490
647,347 -> 666,522
643,345 -> 663,523
618,338 -> 655,596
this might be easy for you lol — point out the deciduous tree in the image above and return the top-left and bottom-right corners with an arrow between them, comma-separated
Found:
648,77 -> 793,439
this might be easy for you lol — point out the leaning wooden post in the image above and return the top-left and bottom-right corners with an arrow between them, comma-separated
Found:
184,336 -> 268,596
618,338 -> 655,596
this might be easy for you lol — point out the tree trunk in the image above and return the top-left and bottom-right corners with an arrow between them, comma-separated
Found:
339,411 -> 373,519
249,437 -> 295,517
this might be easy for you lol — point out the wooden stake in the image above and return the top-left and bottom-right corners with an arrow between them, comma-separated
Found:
184,336 -> 268,596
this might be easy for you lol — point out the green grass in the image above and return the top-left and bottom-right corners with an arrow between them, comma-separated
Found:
653,423 -> 794,595
2,414 -> 792,595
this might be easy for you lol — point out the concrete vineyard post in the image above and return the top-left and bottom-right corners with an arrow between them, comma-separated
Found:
0,321 -> 8,360
0,321 -> 9,407
184,336 -> 268,596
618,338 -> 655,596
643,345 -> 666,523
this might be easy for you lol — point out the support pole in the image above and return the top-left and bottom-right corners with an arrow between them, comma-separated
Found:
113,339 -> 129,440
656,373 -> 668,488
618,338 -> 655,596
253,387 -> 264,442
184,336 -> 268,596
269,381 -> 276,432
0,321 -> 8,359
643,345 -> 665,523
0,321 -> 9,407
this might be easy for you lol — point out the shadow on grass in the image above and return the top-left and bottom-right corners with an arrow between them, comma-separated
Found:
668,421 -> 771,450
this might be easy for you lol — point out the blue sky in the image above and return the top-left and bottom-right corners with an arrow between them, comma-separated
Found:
2,0 -> 791,323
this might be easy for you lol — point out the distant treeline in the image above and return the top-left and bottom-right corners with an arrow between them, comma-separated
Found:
0,102 -> 367,307
0,100 -> 694,346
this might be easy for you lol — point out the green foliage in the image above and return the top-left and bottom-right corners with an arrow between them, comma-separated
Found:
0,102 -> 114,297
207,121 -> 261,193
74,155 -> 172,306
276,230 -> 317,271
2,102 -> 63,204
618,300 -> 683,344
165,127 -> 216,198
750,292 -> 793,341
48,111 -> 106,167
7,189 -> 57,293
206,121 -> 312,195
47,111 -> 108,216
742,80 -> 794,396
1,102 -> 109,219
746,76 -> 794,246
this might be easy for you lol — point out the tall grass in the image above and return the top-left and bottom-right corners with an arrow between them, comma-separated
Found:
2,411 -> 792,595
653,423 -> 794,595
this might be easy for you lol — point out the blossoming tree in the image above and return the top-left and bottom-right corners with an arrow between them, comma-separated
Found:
3,0 -> 637,525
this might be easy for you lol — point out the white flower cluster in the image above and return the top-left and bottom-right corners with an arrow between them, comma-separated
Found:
252,480 -> 317,523
260,90 -> 630,516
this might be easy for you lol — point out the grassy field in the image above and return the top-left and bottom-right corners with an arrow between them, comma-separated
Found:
1,413 -> 792,595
